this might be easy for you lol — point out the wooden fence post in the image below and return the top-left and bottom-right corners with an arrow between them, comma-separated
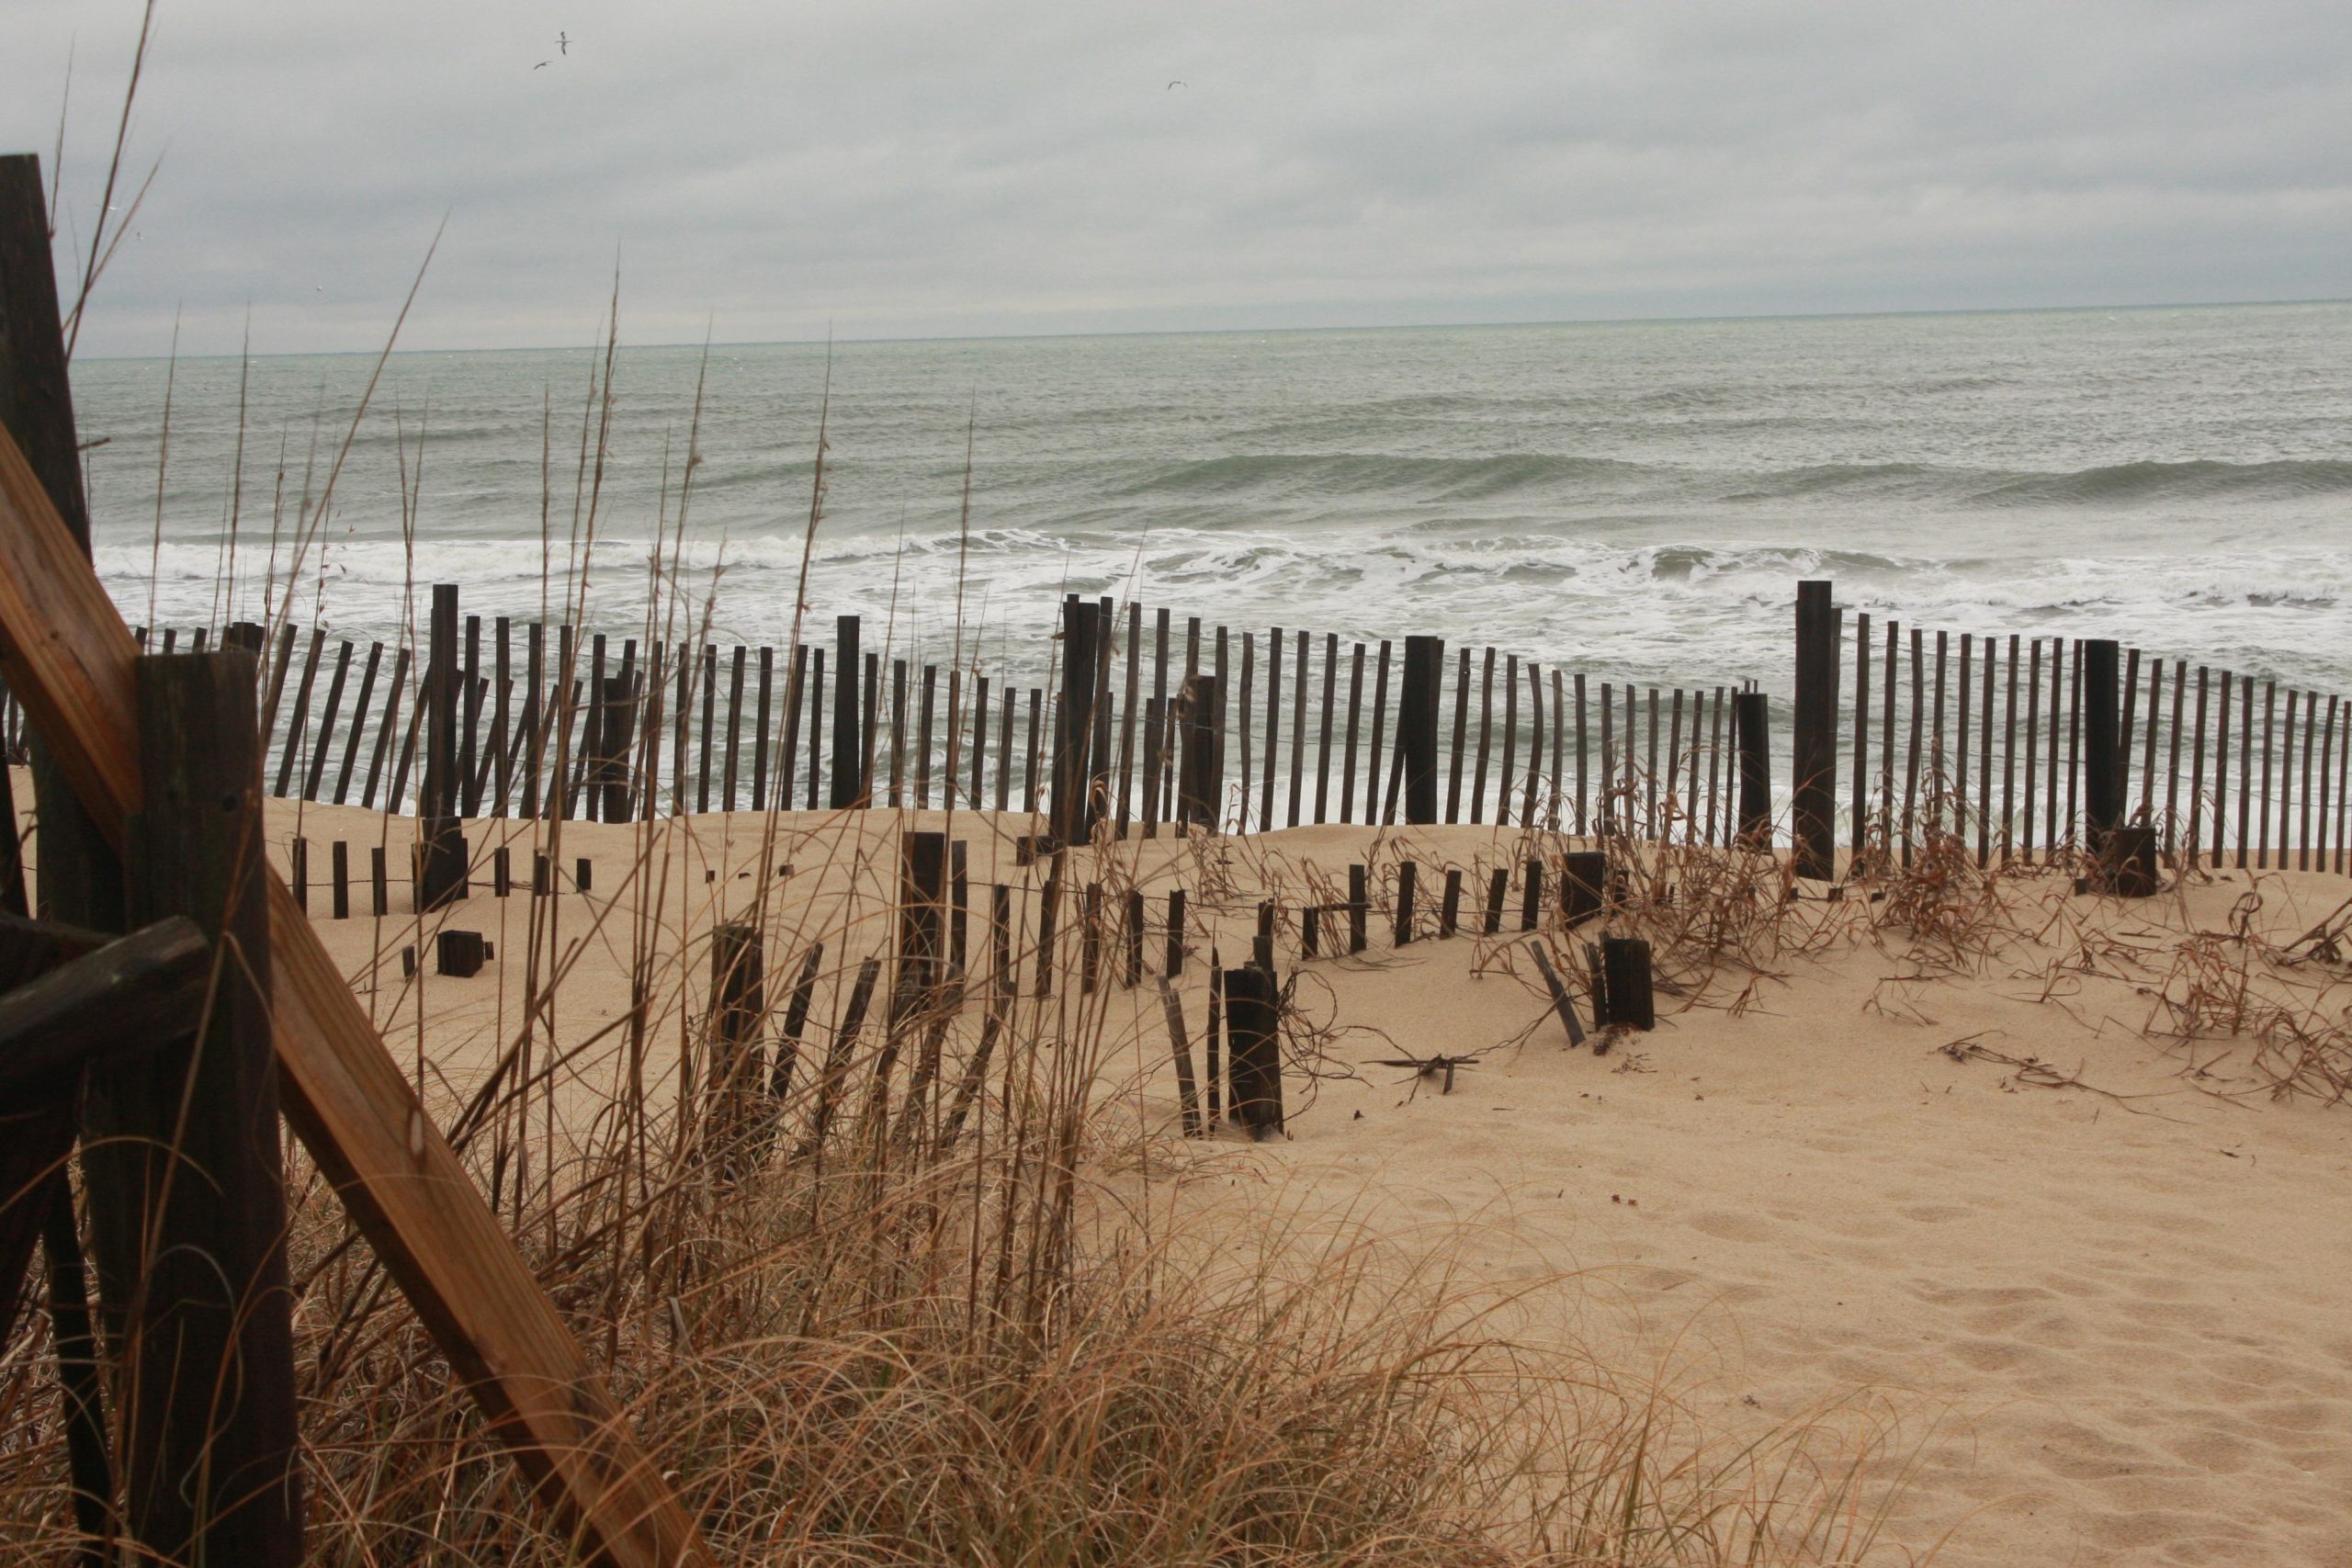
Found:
899,829 -> 946,1003
1158,980 -> 1203,1136
598,671 -> 637,824
271,626 -> 324,798
1092,603 -> 1117,823
1400,635 -> 1442,825
1223,964 -> 1283,1136
1052,595 -> 1098,846
1288,629 -> 1309,827
831,615 -> 864,808
334,641 -> 383,805
707,921 -> 765,1178
89,651 -> 302,1563
1792,581 -> 1838,879
1561,850 -> 1606,926
1850,613 -> 1871,862
1180,674 -> 1219,829
1259,626 -> 1281,831
303,639 -> 353,800
2085,639 -> 2122,856
695,644 -> 718,813
1596,935 -> 1656,1031
1735,691 -> 1771,847
418,586 -> 469,907
1315,633 -> 1340,824
0,149 -> 125,979
888,656 -> 908,807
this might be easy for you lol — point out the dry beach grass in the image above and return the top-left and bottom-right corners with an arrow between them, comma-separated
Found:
5,791 -> 1950,1567
7,776 -> 2349,1562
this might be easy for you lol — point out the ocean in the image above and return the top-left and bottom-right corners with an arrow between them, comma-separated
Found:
67,301 -> 2352,701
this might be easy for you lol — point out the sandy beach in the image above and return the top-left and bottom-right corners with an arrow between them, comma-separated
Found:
14,7 -> 2351,1559
167,780 -> 2352,1568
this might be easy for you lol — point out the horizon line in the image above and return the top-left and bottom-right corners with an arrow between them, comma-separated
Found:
73,292 -> 2352,365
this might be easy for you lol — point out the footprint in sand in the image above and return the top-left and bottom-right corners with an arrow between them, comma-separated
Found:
1682,1210 -> 1775,1243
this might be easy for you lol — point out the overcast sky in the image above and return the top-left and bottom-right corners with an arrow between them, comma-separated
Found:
11,0 -> 2350,358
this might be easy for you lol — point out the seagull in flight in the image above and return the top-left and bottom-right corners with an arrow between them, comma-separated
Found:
559,31 -> 571,54
1167,79 -> 1185,89
534,59 -> 551,69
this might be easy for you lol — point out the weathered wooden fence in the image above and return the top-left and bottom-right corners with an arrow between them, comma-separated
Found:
1817,601 -> 2350,876
121,588 -> 1766,844
89,581 -> 2342,881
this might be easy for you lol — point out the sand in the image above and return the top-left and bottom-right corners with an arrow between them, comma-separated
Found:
19,771 -> 2352,1565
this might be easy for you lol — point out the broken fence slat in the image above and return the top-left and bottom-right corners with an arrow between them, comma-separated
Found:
1525,940 -> 1587,1049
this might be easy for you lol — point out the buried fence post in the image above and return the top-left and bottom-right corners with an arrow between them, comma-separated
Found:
1126,888 -> 1147,987
1792,581 -> 1838,880
1560,850 -> 1607,927
1223,962 -> 1283,1136
1600,935 -> 1656,1032
899,830 -> 947,1001
1586,933 -> 1656,1035
707,921 -> 765,1176
1158,979 -> 1203,1136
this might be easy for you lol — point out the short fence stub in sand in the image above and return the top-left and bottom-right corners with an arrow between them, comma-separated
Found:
1223,964 -> 1284,1136
1591,936 -> 1657,1034
435,930 -> 491,977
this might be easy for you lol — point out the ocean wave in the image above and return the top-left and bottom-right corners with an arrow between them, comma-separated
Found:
1967,458 -> 2352,508
1719,463 -> 1957,502
1088,453 -> 2352,513
1109,452 -> 1653,502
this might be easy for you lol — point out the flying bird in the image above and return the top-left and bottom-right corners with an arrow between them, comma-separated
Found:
534,59 -> 551,69
1167,79 -> 1185,88
558,31 -> 571,53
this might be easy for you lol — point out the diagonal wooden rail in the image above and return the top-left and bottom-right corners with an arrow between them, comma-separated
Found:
0,427 -> 708,1566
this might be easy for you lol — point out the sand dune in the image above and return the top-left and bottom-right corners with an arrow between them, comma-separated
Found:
146,789 -> 2352,1563
1241,836 -> 2352,1566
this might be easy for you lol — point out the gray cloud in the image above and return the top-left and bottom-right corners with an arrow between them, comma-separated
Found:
10,0 -> 2349,356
